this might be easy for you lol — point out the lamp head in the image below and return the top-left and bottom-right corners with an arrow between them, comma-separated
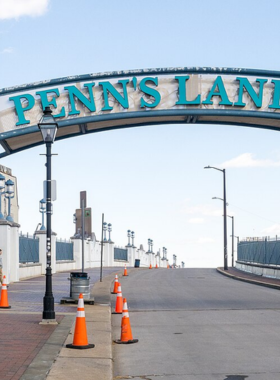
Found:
39,198 -> 46,212
38,106 -> 58,143
5,179 -> 14,196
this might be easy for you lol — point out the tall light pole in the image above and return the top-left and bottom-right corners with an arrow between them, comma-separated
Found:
205,166 -> 228,270
38,106 -> 57,323
231,235 -> 239,264
228,215 -> 234,267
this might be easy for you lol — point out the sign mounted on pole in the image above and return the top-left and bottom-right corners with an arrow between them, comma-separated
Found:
1,67 -> 280,157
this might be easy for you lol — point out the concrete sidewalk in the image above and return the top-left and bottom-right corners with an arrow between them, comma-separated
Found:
217,266 -> 280,290
0,267 -> 118,380
44,272 -> 116,380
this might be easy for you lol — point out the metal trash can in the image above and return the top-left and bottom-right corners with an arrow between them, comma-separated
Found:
134,259 -> 140,268
69,272 -> 90,300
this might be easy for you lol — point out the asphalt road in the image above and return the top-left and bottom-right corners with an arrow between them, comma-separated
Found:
112,268 -> 280,380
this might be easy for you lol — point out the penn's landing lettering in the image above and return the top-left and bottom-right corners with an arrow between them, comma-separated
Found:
8,74 -> 280,127
2,67 -> 280,158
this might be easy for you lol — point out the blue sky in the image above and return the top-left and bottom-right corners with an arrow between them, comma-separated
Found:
1,0 -> 280,267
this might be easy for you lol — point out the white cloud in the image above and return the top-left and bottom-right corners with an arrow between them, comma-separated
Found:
0,47 -> 13,54
183,204 -> 222,217
188,217 -> 204,224
0,0 -> 49,19
261,224 -> 280,236
220,153 -> 280,168
190,237 -> 216,245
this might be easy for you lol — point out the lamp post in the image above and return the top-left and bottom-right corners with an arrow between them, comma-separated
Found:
103,222 -> 107,241
131,231 -> 135,247
127,230 -> 131,246
231,235 -> 239,265
39,199 -> 46,230
73,212 -> 77,236
148,238 -> 151,252
5,179 -> 15,222
205,166 -> 228,270
108,223 -> 112,242
227,215 -> 234,267
38,106 -> 57,323
0,174 -> 5,220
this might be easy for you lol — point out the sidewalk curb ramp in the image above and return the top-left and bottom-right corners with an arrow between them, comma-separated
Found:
217,267 -> 280,290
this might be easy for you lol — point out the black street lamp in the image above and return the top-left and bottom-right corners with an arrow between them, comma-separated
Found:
227,215 -> 234,267
204,166 -> 228,270
38,106 -> 57,323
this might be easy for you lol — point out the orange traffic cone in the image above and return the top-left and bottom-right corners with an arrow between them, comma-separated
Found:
114,298 -> 138,344
0,276 -> 10,309
155,263 -> 158,268
66,293 -> 95,349
124,264 -> 128,276
111,274 -> 119,294
112,284 -> 123,314
149,263 -> 152,269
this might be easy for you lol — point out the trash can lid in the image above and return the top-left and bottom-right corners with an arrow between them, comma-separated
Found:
70,272 -> 88,278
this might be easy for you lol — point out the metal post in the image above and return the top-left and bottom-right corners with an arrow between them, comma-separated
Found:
82,198 -> 85,273
231,216 -> 234,267
42,142 -> 55,322
108,223 -> 112,242
42,208 -> 44,228
0,191 -> 3,219
131,231 -> 135,247
223,169 -> 228,270
237,236 -> 239,260
0,174 -> 5,220
100,213 -> 104,282
204,166 -> 228,270
127,230 -> 131,246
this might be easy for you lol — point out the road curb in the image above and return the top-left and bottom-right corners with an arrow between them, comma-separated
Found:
216,267 -> 280,290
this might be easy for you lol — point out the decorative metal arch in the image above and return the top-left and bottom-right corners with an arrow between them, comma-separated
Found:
1,67 -> 280,158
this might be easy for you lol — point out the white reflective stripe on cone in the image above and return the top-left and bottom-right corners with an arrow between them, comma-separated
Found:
78,298 -> 84,308
76,310 -> 85,318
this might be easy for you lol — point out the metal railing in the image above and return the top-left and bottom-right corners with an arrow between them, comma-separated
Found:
19,233 -> 39,263
56,240 -> 74,261
114,247 -> 128,261
238,236 -> 280,265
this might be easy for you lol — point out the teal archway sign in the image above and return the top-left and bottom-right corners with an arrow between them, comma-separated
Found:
1,67 -> 280,158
